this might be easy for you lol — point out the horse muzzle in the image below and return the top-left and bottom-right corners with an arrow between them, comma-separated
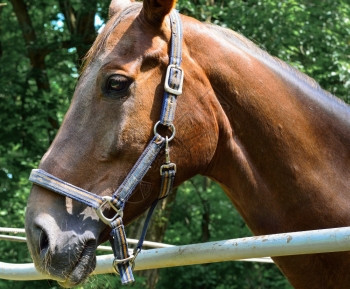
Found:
25,186 -> 100,287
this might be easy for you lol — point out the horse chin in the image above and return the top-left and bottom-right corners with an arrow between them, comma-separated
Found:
57,243 -> 97,288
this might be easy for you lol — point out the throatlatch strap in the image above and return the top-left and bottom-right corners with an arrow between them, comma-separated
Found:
133,165 -> 176,253
110,217 -> 134,284
134,200 -> 159,252
29,169 -> 103,209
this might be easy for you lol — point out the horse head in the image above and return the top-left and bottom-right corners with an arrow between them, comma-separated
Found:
25,0 -> 220,286
25,0 -> 350,287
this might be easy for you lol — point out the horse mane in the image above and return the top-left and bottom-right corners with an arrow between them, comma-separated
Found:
205,24 -> 347,104
81,6 -> 347,112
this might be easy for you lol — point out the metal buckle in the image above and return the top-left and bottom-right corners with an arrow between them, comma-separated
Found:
160,162 -> 177,175
96,196 -> 123,226
164,64 -> 184,96
160,135 -> 177,174
113,252 -> 138,275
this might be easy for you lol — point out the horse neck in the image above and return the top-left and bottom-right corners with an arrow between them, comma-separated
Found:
184,20 -> 350,235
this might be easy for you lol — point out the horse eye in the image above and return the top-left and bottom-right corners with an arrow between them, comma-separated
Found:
104,74 -> 132,97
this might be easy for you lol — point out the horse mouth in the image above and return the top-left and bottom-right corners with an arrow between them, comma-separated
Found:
58,239 -> 97,288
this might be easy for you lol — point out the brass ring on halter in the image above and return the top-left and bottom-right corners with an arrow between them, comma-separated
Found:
153,121 -> 176,141
113,254 -> 136,275
115,248 -> 140,273
96,196 -> 123,226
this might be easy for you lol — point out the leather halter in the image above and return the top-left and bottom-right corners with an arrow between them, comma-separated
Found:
29,9 -> 183,285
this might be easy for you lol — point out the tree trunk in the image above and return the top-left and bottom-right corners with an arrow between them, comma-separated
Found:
58,0 -> 97,64
10,0 -> 59,144
0,3 -> 5,59
10,0 -> 98,141
200,177 -> 211,242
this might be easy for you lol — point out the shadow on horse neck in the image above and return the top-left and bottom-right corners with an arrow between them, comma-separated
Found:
25,0 -> 350,288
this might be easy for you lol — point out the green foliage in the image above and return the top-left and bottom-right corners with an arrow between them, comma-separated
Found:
0,1 -> 79,288
0,0 -> 349,288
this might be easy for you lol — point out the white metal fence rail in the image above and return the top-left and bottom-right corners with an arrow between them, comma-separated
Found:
2,226 -> 350,281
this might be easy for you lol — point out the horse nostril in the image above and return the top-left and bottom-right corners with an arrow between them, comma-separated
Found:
39,229 -> 49,254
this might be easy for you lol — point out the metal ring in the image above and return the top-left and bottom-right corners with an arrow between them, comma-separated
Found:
113,254 -> 135,266
113,254 -> 136,275
153,121 -> 176,141
96,196 -> 123,226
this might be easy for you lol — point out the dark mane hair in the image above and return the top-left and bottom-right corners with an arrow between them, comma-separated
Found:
206,24 -> 342,102
81,6 -> 347,111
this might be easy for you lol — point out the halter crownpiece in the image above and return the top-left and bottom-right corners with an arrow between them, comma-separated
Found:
29,9 -> 183,285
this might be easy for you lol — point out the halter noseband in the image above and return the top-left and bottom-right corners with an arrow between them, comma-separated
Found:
29,10 -> 183,285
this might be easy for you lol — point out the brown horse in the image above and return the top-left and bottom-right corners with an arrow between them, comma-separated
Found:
25,0 -> 350,288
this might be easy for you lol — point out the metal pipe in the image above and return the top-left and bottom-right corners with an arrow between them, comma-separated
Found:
0,235 -> 27,243
0,257 -> 272,281
0,228 -> 25,234
94,226 -> 350,273
124,238 -> 175,248
0,262 -> 48,281
0,228 -> 173,249
2,226 -> 350,281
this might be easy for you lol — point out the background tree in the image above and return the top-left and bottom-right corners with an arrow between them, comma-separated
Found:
0,0 -> 349,288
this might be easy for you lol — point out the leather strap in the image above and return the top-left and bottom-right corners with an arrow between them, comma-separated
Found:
160,9 -> 184,126
111,134 -> 165,210
29,169 -> 103,209
28,9 -> 183,285
110,217 -> 135,284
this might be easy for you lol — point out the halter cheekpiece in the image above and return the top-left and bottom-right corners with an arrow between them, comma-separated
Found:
29,9 -> 183,285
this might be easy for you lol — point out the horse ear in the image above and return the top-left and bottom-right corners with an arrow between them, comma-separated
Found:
142,0 -> 176,26
109,0 -> 134,18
